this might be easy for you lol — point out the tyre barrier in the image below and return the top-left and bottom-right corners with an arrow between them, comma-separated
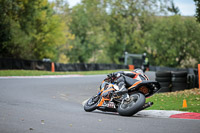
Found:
156,71 -> 172,93
187,74 -> 195,89
155,71 -> 193,93
195,75 -> 199,88
193,69 -> 199,88
171,71 -> 188,92
0,58 -> 128,71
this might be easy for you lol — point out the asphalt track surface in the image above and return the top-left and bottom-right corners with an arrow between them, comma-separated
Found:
0,73 -> 200,133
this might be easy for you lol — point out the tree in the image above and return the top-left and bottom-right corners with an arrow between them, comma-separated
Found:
194,0 -> 200,22
167,1 -> 180,15
67,0 -> 107,63
67,0 -> 170,64
146,15 -> 200,67
17,0 -> 69,61
0,0 -> 72,62
0,0 -> 29,58
103,0 -> 169,63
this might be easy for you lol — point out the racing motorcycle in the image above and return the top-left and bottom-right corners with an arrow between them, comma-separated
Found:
84,73 -> 160,116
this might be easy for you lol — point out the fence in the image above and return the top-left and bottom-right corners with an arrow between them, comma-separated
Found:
0,58 -> 128,71
0,58 -> 197,73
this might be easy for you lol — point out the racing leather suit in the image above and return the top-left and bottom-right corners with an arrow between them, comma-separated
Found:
108,69 -> 148,92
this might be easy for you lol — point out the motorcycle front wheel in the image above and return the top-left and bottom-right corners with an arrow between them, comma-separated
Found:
117,92 -> 145,116
84,95 -> 100,112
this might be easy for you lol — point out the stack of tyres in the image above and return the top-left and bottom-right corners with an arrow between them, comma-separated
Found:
171,71 -> 188,92
187,74 -> 195,89
194,69 -> 199,88
156,71 -> 172,93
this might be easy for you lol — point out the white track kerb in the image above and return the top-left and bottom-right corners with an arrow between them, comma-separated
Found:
134,110 -> 188,118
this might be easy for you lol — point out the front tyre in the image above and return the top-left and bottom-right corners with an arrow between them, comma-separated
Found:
84,95 -> 99,112
117,93 -> 145,116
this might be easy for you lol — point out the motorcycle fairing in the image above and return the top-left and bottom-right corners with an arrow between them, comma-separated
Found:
128,80 -> 160,97
97,86 -> 115,107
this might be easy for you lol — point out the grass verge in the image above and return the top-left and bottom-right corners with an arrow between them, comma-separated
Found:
0,69 -> 127,76
146,88 -> 200,113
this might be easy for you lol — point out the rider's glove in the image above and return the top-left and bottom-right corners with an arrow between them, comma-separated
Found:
107,72 -> 121,79
107,73 -> 114,78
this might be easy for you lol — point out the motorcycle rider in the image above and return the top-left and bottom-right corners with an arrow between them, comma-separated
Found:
141,53 -> 149,72
107,69 -> 149,96
84,68 -> 156,113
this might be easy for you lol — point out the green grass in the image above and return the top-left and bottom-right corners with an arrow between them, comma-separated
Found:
0,69 -> 128,76
146,88 -> 200,113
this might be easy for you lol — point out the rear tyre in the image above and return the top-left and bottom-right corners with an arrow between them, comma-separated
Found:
117,93 -> 145,116
84,95 -> 99,112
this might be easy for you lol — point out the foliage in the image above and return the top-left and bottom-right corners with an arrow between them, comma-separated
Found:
67,0 -> 107,63
0,0 -> 72,61
67,0 -> 170,64
0,0 -> 200,68
194,0 -> 200,23
145,15 -> 200,67
167,1 -> 180,15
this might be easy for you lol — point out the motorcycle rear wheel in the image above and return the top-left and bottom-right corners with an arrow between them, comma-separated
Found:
84,95 -> 99,112
117,92 -> 145,116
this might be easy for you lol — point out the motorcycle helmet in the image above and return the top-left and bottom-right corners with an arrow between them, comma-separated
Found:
133,68 -> 148,80
133,68 -> 144,74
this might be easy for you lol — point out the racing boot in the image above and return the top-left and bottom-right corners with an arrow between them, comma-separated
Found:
118,84 -> 129,101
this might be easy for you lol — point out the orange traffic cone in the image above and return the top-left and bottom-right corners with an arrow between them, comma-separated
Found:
129,65 -> 134,70
182,99 -> 187,108
51,62 -> 55,72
